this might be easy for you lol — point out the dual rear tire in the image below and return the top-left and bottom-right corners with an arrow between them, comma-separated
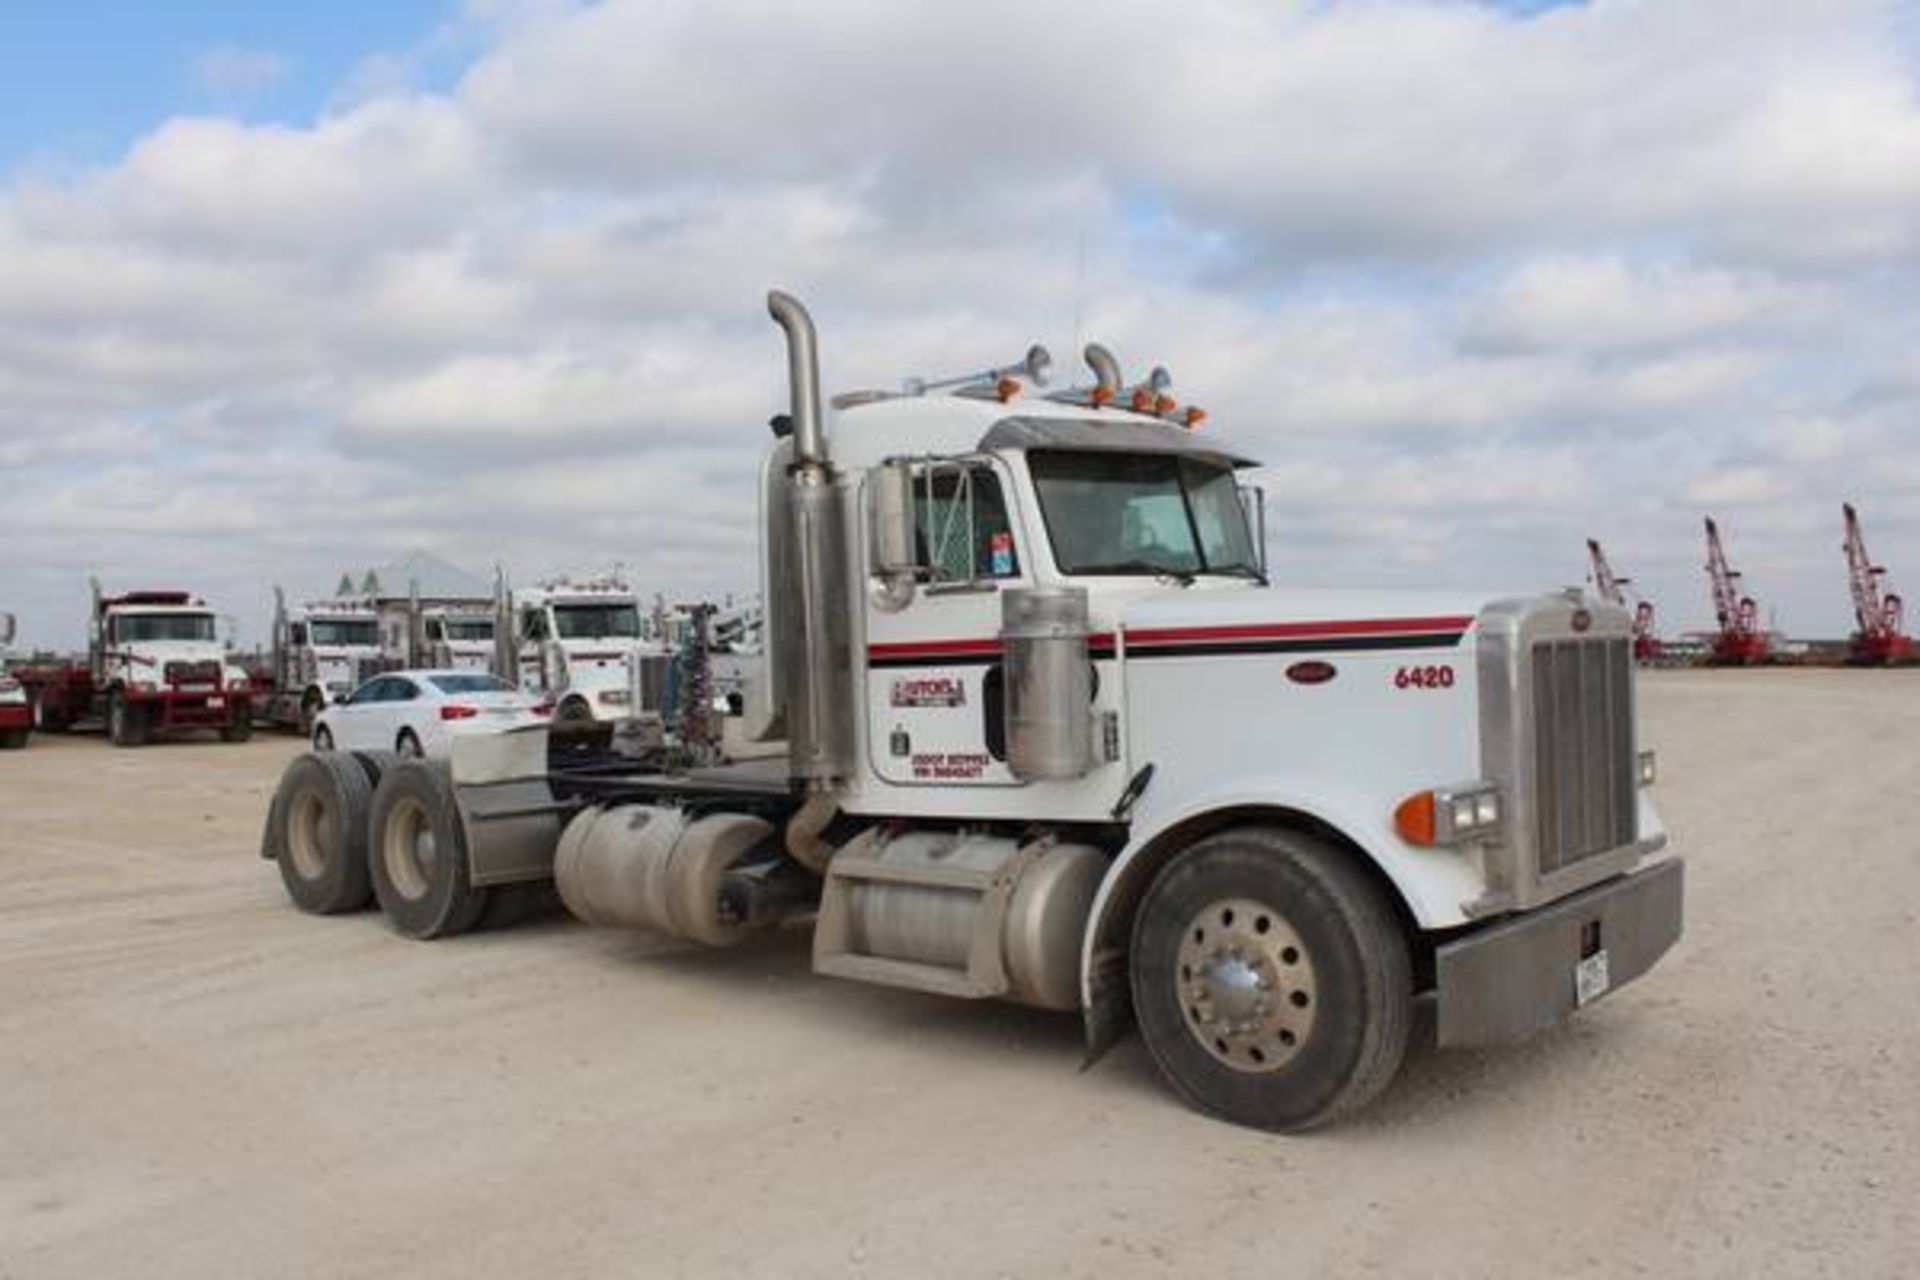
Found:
265,749 -> 487,938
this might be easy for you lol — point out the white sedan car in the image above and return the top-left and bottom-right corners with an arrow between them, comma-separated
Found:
312,670 -> 549,758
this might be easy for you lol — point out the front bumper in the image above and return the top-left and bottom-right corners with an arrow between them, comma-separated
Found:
124,688 -> 255,728
1435,857 -> 1683,1047
0,702 -> 30,731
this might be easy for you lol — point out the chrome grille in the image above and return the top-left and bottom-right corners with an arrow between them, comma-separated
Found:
165,659 -> 221,686
1530,637 -> 1635,874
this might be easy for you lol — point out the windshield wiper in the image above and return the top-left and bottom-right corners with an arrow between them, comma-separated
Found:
1072,560 -> 1197,586
1204,564 -> 1270,586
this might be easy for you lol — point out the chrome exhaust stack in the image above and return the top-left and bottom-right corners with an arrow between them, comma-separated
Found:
766,290 -> 854,784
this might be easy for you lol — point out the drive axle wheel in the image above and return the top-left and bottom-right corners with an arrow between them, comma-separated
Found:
262,752 -> 376,913
367,760 -> 489,940
1131,827 -> 1411,1133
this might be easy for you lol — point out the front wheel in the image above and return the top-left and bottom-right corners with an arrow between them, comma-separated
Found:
0,727 -> 27,750
1130,826 -> 1412,1132
107,692 -> 148,747
220,705 -> 253,743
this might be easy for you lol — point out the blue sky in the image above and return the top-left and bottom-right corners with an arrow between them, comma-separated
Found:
0,1 -> 460,167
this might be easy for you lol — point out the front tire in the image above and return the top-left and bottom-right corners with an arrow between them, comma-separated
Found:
220,705 -> 253,743
1130,826 -> 1412,1132
107,692 -> 148,747
0,727 -> 27,750
367,760 -> 489,939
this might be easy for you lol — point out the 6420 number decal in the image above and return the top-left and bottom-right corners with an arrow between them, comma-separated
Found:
1394,664 -> 1455,690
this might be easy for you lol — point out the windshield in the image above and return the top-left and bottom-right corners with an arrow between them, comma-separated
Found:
440,617 -> 493,642
310,619 -> 379,647
1028,450 -> 1261,577
428,674 -> 514,695
552,603 -> 641,640
112,612 -> 216,643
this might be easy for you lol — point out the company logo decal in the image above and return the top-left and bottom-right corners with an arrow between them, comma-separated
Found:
1286,660 -> 1337,685
891,675 -> 967,708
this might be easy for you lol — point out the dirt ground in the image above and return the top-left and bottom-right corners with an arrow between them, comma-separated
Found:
1,669 -> 1914,1279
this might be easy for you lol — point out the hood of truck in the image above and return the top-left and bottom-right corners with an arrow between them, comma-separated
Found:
1117,586 -> 1497,651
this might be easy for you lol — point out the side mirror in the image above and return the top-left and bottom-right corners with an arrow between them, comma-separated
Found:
0,612 -> 14,646
869,458 -> 919,578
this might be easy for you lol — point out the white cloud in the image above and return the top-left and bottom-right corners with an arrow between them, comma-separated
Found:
191,46 -> 290,102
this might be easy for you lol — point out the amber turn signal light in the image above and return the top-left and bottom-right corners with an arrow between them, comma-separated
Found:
1394,791 -> 1437,846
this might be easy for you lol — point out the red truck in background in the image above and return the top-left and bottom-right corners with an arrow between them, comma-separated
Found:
17,583 -> 256,747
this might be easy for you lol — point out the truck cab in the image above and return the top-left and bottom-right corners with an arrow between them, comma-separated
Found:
266,592 -> 387,734
89,588 -> 254,744
421,609 -> 495,671
510,578 -> 657,723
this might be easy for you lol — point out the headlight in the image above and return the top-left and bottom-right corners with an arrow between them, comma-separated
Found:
1395,781 -> 1505,847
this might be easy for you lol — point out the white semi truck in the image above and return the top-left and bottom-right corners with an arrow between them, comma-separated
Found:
262,292 -> 1682,1131
261,591 -> 388,733
499,575 -> 662,726
418,607 -> 496,670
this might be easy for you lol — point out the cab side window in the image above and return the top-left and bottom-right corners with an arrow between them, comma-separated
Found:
918,464 -> 1020,583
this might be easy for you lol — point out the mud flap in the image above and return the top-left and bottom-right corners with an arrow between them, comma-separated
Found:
1080,955 -> 1135,1069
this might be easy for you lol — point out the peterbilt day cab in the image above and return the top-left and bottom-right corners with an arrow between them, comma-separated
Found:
260,590 -> 389,734
501,577 -> 660,725
263,292 -> 1682,1131
22,584 -> 255,746
419,608 -> 496,671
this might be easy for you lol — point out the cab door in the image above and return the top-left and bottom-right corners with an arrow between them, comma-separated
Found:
864,455 -> 1029,787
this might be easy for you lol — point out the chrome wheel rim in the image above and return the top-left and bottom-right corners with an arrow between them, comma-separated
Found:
383,796 -> 436,900
1175,897 -> 1319,1073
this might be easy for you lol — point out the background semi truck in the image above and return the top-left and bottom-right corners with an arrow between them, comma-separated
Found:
0,612 -> 28,749
496,574 -> 665,727
262,291 -> 1682,1131
23,583 -> 254,746
260,590 -> 388,733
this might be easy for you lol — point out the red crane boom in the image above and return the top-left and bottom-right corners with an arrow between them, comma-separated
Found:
1586,537 -> 1661,663
1842,502 -> 1909,665
1703,516 -> 1768,665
